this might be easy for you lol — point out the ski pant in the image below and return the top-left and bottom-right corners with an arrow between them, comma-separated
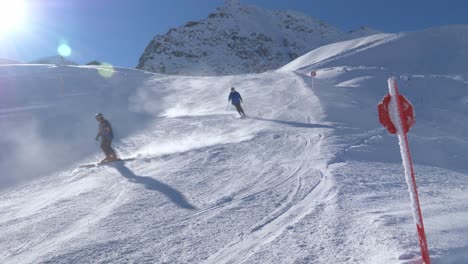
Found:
233,103 -> 245,117
101,138 -> 117,158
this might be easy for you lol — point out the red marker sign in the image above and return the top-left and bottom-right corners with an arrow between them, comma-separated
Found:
378,94 -> 415,134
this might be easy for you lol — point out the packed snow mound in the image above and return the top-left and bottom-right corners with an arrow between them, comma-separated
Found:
0,58 -> 22,64
30,55 -> 78,66
282,25 -> 468,77
137,0 -> 379,75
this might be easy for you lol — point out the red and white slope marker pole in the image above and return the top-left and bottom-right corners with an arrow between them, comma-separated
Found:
378,77 -> 431,264
310,70 -> 316,89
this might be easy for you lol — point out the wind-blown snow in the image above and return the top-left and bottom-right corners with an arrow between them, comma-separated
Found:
1,25 -> 468,263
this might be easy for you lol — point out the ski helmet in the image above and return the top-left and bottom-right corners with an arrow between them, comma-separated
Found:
95,113 -> 103,120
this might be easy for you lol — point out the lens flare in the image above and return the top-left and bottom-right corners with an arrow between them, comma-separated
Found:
97,63 -> 115,78
57,43 -> 72,57
0,0 -> 26,36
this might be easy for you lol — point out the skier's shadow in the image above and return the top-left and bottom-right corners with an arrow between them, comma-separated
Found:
251,117 -> 334,129
111,163 -> 196,210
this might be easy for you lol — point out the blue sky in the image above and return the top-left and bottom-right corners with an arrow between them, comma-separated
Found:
1,0 -> 467,68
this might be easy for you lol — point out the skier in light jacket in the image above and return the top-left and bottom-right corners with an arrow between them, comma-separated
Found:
95,113 -> 118,163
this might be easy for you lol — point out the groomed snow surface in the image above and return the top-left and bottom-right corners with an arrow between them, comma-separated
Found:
1,26 -> 468,263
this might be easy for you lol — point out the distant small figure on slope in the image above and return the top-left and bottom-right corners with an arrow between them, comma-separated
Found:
95,113 -> 118,163
228,87 -> 246,118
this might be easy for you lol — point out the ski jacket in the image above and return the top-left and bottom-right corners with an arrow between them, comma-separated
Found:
228,91 -> 243,105
97,119 -> 114,140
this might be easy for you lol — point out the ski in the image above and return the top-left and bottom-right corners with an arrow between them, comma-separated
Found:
79,157 -> 136,168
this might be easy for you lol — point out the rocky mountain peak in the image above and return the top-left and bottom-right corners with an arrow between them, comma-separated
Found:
137,1 -> 380,75
224,0 -> 240,9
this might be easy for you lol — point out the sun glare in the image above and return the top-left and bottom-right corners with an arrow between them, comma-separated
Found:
97,63 -> 115,78
58,43 -> 72,57
0,0 -> 26,35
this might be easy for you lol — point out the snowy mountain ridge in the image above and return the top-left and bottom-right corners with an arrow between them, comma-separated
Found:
137,0 -> 380,75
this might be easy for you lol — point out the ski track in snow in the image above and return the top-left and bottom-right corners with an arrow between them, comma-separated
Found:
9,183 -> 129,263
203,138 -> 331,264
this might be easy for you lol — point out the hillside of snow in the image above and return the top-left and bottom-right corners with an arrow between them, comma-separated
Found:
137,0 -> 379,75
1,25 -> 468,264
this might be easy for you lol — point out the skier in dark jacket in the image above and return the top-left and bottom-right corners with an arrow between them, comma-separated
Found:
95,113 -> 118,162
228,87 -> 246,118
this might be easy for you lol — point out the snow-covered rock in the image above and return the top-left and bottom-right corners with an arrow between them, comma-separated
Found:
137,0 -> 380,75
0,58 -> 22,64
347,26 -> 382,39
30,55 -> 78,66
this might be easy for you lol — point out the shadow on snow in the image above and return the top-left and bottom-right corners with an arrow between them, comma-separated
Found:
251,117 -> 334,129
111,162 -> 196,210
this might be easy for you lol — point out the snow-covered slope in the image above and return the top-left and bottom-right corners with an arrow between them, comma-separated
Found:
281,25 -> 468,263
137,0 -> 379,75
282,25 -> 468,76
1,25 -> 468,264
